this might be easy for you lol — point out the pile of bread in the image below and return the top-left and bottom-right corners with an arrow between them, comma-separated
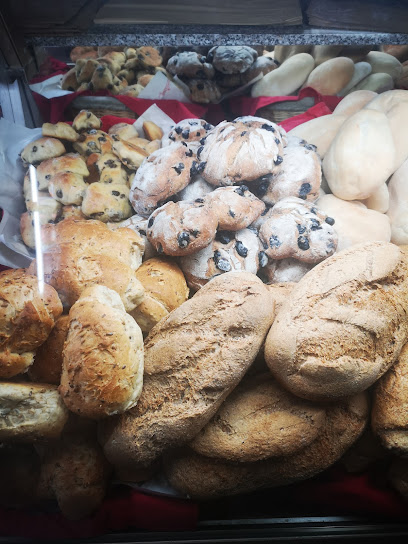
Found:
62,45 -> 167,97
252,44 -> 408,98
7,88 -> 408,519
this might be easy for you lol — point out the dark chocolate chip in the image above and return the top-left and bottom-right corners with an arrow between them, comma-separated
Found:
197,83 -> 204,91
181,141 -> 188,147
305,144 -> 317,152
120,194 -> 126,199
190,161 -> 206,176
274,155 -> 283,166
174,126 -> 183,135
298,236 -> 310,251
311,207 -> 318,215
203,123 -> 212,130
229,209 -> 236,218
299,183 -> 312,198
216,231 -> 233,244
269,235 -> 282,249
169,135 -> 176,141
173,163 -> 185,175
235,241 -> 248,258
191,229 -> 200,237
182,130 -> 190,139
214,250 -> 231,272
107,84 -> 113,90
199,137 -> 207,145
234,186 -> 246,196
297,224 -> 306,234
56,190 -> 63,198
197,145 -> 204,158
185,149 -> 193,157
139,229 -> 146,236
105,159 -> 116,167
325,216 -> 335,226
241,131 -> 247,136
112,190 -> 120,196
148,217 -> 154,228
310,218 -> 321,230
195,198 -> 204,203
98,136 -> 107,142
32,146 -> 37,152
259,251 -> 268,268
45,174 -> 51,180
261,123 -> 275,133
196,131 -> 201,136
177,231 -> 190,248
275,138 -> 280,145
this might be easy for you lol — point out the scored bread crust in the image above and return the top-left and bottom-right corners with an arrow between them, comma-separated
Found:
99,271 -> 276,471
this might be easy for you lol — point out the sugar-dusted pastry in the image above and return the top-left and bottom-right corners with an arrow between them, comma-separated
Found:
258,197 -> 337,263
146,200 -> 218,256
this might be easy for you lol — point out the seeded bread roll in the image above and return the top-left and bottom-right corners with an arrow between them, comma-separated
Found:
27,220 -> 144,310
29,315 -> 70,385
165,392 -> 368,499
99,271 -> 276,472
59,285 -> 144,419
190,373 -> 327,462
0,382 -> 69,442
264,242 -> 408,401
130,257 -> 189,334
37,433 -> 110,520
372,342 -> 408,455
0,269 -> 63,378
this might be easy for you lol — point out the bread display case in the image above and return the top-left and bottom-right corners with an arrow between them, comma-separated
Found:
2,1 -> 408,542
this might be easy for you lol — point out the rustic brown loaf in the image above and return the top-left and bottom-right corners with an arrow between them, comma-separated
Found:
130,257 -> 190,334
99,271 -> 276,471
59,285 -> 144,419
29,315 -> 70,385
0,269 -> 63,378
190,373 -> 327,462
371,342 -> 408,455
264,242 -> 408,401
0,382 -> 69,442
37,432 -> 110,520
164,392 -> 368,499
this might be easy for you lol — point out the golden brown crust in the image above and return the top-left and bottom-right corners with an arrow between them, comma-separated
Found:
21,137 -> 65,166
72,110 -> 102,132
99,272 -> 276,471
29,315 -> 70,385
42,123 -> 79,142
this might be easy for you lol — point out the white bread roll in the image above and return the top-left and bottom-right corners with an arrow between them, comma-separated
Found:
337,62 -> 372,96
304,57 -> 355,95
323,109 -> 395,200
316,194 -> 391,252
59,285 -> 144,419
349,73 -> 394,94
360,183 -> 389,214
251,53 -> 315,97
386,157 -> 408,245
264,242 -> 408,401
289,114 -> 347,159
365,51 -> 403,82
333,90 -> 377,117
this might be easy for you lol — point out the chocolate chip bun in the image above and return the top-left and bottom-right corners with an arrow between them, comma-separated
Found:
251,144 -> 322,206
258,197 -> 338,263
72,110 -> 102,132
48,172 -> 87,206
180,228 -> 265,291
199,117 -> 285,186
129,142 -> 196,217
206,185 -> 265,230
146,200 -> 218,256
208,46 -> 257,74
36,153 -> 89,190
162,119 -> 214,147
190,373 -> 327,462
111,138 -> 149,170
20,137 -> 66,166
81,183 -> 132,222
264,242 -> 408,401
96,153 -> 128,185
73,130 -> 113,156
166,51 -> 215,79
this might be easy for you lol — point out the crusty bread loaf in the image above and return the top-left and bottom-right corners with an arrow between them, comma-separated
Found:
0,382 -> 68,442
164,392 -> 368,499
37,433 -> 110,520
371,342 -> 408,455
190,373 -> 326,462
27,219 -> 145,310
130,257 -> 190,334
59,285 -> 144,419
29,315 -> 70,385
0,269 -> 63,378
264,242 -> 408,401
99,271 -> 276,471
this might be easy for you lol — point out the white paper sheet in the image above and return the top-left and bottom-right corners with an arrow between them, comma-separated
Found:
29,74 -> 74,99
138,71 -> 191,103
133,103 -> 176,139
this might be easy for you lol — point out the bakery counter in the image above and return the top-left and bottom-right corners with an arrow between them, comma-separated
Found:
26,25 -> 408,48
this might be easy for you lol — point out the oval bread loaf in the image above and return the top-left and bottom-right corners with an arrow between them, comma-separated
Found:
164,392 -> 368,499
332,90 -> 377,117
264,242 -> 408,401
337,62 -> 372,96
289,114 -> 347,158
364,51 -> 403,82
304,57 -> 355,95
99,271 -> 276,471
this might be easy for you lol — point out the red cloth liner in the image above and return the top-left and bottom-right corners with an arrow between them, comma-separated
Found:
30,57 -> 70,84
0,487 -> 198,540
293,465 -> 408,520
31,89 -> 226,126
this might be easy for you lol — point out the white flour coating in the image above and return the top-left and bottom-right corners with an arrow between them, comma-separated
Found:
178,176 -> 214,201
209,46 -> 257,74
200,118 -> 284,185
207,185 -> 265,229
264,258 -> 314,283
263,145 -> 322,205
